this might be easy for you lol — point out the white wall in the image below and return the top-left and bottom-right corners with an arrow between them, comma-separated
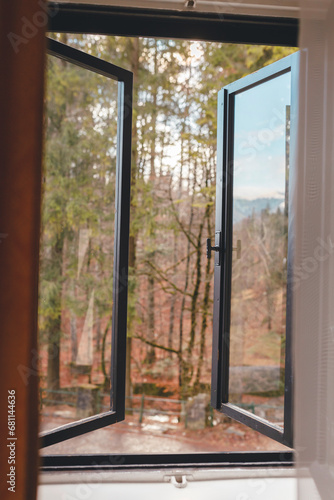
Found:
294,0 -> 334,498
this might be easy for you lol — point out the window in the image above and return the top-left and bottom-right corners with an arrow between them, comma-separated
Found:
211,53 -> 299,448
39,5 -> 298,468
40,38 -> 133,448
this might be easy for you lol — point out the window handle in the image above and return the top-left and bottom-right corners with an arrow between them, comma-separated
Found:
206,238 -> 220,259
233,239 -> 241,259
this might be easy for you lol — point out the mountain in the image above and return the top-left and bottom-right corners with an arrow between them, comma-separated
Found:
233,197 -> 285,223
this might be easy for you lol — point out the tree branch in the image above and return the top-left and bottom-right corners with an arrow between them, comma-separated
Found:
133,335 -> 180,356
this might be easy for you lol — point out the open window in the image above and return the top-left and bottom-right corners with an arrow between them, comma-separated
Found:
39,29 -> 297,466
211,53 -> 299,448
39,38 -> 133,448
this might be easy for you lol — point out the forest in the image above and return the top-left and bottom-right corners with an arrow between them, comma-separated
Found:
38,34 -> 295,433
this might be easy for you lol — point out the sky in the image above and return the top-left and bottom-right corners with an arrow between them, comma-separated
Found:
233,71 -> 291,201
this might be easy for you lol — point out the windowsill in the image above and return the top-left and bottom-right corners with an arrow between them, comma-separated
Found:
39,466 -> 297,483
38,468 -> 300,500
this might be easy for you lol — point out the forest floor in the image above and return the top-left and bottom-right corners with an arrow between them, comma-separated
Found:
39,408 -> 290,456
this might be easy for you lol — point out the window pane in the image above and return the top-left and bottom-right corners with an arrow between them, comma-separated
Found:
39,35 -> 294,455
39,54 -> 118,433
229,72 -> 291,428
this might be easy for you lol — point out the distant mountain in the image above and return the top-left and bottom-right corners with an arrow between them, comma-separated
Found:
233,197 -> 285,223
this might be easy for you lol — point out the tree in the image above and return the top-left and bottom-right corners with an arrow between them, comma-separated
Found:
40,34 -> 118,391
40,35 -> 295,404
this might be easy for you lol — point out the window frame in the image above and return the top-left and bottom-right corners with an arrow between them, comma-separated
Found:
41,450 -> 294,470
211,53 -> 299,448
39,37 -> 133,449
47,3 -> 298,47
40,4 -> 299,469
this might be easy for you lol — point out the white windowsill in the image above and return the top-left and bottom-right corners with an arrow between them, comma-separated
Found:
38,467 -> 304,500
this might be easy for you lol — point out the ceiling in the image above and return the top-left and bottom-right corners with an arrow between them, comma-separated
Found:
53,0 -> 300,18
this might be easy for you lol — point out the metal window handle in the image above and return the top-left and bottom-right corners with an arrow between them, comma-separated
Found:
206,238 -> 220,259
233,239 -> 241,259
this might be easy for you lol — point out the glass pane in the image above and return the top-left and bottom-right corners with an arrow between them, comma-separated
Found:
229,71 -> 291,428
39,35 -> 294,456
38,53 -> 118,434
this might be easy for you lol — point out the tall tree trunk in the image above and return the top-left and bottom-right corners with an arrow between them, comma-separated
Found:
125,37 -> 140,406
101,317 -> 111,391
194,204 -> 212,391
168,236 -> 178,357
46,33 -> 68,392
145,269 -> 156,364
145,40 -> 159,364
185,211 -> 204,389
150,39 -> 158,182
96,312 -> 101,351
178,125 -> 188,391
178,110 -> 194,395
70,315 -> 77,362
47,233 -> 64,391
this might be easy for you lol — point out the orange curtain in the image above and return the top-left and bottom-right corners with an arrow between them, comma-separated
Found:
0,2 -> 46,499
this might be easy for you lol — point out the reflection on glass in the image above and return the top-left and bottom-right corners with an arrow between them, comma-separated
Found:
38,54 -> 118,433
229,72 -> 291,428
38,37 -> 292,455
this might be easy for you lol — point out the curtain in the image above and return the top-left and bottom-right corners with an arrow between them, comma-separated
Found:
295,1 -> 334,498
0,2 -> 46,499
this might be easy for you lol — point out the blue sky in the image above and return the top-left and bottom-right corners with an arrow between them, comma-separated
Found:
233,71 -> 291,201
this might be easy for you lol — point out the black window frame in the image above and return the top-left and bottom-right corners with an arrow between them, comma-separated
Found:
39,37 -> 133,449
40,3 -> 298,470
47,3 -> 298,47
211,53 -> 299,449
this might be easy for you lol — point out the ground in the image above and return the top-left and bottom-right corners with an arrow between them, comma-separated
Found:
39,408 -> 290,456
